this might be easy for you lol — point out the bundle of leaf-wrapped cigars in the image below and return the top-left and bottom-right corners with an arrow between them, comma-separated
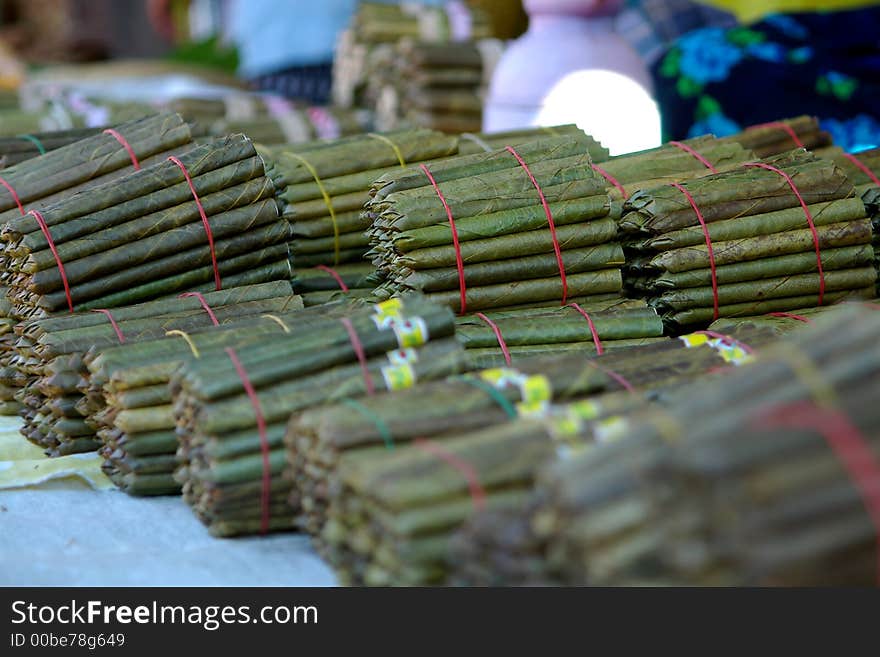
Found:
372,39 -> 503,134
333,1 -> 493,109
304,321 -> 785,585
721,115 -> 832,158
0,113 -> 195,413
172,295 -> 467,537
589,135 -> 755,219
529,303 -> 880,585
0,128 -> 104,168
457,125 -> 609,162
455,299 -> 666,368
259,130 -> 458,269
208,107 -> 372,146
366,136 -> 626,312
292,262 -> 378,307
86,298 -> 365,496
10,283 -> 301,456
621,151 -> 877,330
1,132 -> 291,321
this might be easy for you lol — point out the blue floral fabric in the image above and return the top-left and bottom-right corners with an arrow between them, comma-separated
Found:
653,7 -> 880,153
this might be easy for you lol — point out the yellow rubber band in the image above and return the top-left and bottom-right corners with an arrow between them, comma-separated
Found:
165,329 -> 200,359
772,343 -> 837,409
288,152 -> 340,265
367,133 -> 407,168
262,314 -> 291,333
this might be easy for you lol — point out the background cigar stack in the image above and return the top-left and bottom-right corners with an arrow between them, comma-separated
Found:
366,136 -> 624,312
621,151 -> 877,330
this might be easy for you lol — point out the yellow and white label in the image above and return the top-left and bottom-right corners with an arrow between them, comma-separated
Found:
381,362 -> 417,391
372,298 -> 404,329
387,348 -> 418,366
391,316 -> 429,349
478,368 -> 553,416
680,333 -> 753,366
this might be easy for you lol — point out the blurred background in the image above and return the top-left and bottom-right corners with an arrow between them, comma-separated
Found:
0,0 -> 877,155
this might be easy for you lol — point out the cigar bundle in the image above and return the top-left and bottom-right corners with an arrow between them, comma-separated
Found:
8,283 -> 301,456
259,129 -> 458,269
621,151 -> 877,330
454,299 -> 666,369
0,113 -> 195,414
529,303 -> 880,585
456,125 -> 609,162
171,295 -> 468,537
85,298 -> 364,496
290,322 -> 783,585
332,1 -> 493,109
372,39 -> 504,134
1,132 -> 291,321
721,115 -> 833,158
0,128 -> 104,168
366,136 -> 624,312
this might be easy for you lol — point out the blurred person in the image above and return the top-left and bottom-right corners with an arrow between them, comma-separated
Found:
652,0 -> 880,151
149,0 -> 446,103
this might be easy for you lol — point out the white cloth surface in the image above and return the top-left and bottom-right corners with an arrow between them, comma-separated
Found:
0,485 -> 337,586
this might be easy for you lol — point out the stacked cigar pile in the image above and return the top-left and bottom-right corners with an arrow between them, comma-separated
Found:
85,298 -> 363,496
456,125 -> 609,162
260,130 -> 457,268
0,113 -> 195,414
333,1 -> 493,109
0,128 -> 104,168
722,115 -> 833,157
455,299 -> 666,369
1,132 -> 291,321
9,283 -> 300,456
528,303 -> 880,585
208,107 -> 372,146
171,295 -> 468,536
367,136 -> 624,312
373,39 -> 503,134
621,151 -> 877,330
296,322 -> 782,585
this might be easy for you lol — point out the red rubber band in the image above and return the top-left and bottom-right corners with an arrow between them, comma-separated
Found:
670,182 -> 719,320
29,210 -> 74,312
694,330 -> 755,355
669,140 -> 718,173
744,162 -> 825,305
224,347 -> 271,536
420,163 -> 467,314
0,176 -> 24,215
475,312 -> 511,366
767,312 -> 814,324
507,146 -> 568,304
414,438 -> 486,512
168,156 -> 221,290
567,303 -> 603,355
178,292 -> 219,326
314,265 -> 349,292
749,121 -> 806,149
591,163 -> 628,200
103,128 -> 140,170
91,309 -> 125,343
841,152 -> 880,187
754,401 -> 880,585
340,317 -> 375,396
589,361 -> 635,393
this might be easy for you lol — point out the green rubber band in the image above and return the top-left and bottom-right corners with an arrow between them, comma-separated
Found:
341,398 -> 394,450
457,376 -> 518,419
17,134 -> 46,155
